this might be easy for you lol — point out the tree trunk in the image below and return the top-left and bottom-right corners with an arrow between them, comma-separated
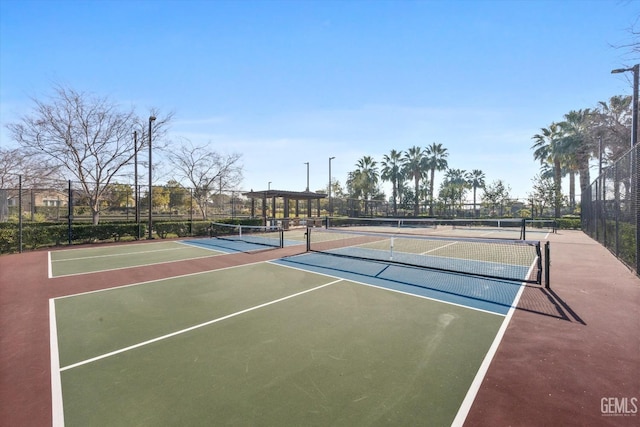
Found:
92,210 -> 100,225
392,178 -> 397,216
473,187 -> 477,217
414,176 -> 420,216
428,169 -> 435,216
554,158 -> 562,218
569,171 -> 575,212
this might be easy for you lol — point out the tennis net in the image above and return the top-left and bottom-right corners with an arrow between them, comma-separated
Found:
327,217 -> 526,239
306,227 -> 543,284
524,219 -> 557,237
210,222 -> 284,248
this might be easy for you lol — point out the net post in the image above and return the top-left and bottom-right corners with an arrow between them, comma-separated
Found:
521,218 -> 526,240
306,227 -> 311,252
544,241 -> 551,289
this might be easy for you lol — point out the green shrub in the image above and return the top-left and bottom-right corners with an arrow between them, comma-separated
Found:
0,219 -> 260,254
556,217 -> 581,230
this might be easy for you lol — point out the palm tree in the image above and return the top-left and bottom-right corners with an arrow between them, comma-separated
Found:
532,123 -> 564,218
380,149 -> 404,216
351,156 -> 379,215
444,168 -> 468,214
559,109 -> 595,200
466,169 -> 485,217
402,146 -> 426,216
424,142 -> 449,216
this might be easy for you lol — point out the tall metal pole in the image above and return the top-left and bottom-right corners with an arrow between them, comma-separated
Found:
611,64 -> 639,147
635,65 -> 640,275
304,162 -> 310,218
68,179 -> 73,245
148,116 -> 156,239
134,131 -> 139,232
18,175 -> 22,253
632,64 -> 639,147
329,156 -> 335,216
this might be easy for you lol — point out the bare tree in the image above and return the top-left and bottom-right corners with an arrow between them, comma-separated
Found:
6,84 -> 171,224
0,147 -> 62,188
168,138 -> 243,219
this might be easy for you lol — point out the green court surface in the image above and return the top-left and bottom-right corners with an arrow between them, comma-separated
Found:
49,241 -> 224,277
51,261 -> 507,426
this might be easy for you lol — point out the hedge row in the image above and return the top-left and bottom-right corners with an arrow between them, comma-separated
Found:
0,219 -> 260,255
555,217 -> 581,230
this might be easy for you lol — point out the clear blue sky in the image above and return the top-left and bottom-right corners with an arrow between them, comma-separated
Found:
1,0 -> 638,201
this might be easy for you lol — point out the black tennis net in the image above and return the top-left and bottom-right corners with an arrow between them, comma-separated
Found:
327,217 -> 526,239
210,222 -> 284,248
306,227 -> 543,284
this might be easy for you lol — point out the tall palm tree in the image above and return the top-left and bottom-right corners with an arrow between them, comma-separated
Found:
402,146 -> 426,216
424,142 -> 449,216
380,149 -> 404,216
559,109 -> 594,198
444,168 -> 469,213
466,169 -> 485,217
532,123 -> 564,217
352,156 -> 379,215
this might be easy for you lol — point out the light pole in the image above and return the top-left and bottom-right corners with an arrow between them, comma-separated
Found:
304,162 -> 309,191
148,115 -> 156,239
611,64 -> 639,147
268,181 -> 272,191
329,156 -> 335,216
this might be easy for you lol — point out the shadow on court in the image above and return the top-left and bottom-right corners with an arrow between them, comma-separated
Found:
516,286 -> 586,325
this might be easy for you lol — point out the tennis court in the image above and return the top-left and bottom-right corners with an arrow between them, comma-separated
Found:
49,232 -> 307,278
48,227 -> 541,426
4,228 -> 638,427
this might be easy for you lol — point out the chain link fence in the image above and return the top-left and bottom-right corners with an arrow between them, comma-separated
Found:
582,144 -> 639,276
1,174 -> 583,254
0,179 -> 261,253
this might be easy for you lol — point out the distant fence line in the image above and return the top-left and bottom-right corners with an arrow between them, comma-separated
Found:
0,176 -> 579,254
0,179 -> 570,225
581,144 -> 639,277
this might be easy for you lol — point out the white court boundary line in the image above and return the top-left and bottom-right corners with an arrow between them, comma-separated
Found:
58,279 -> 342,371
273,253 -> 538,425
450,261 -> 536,426
48,251 -> 53,279
50,253 -> 223,279
269,259 -> 507,317
50,276 -> 342,424
49,299 -> 64,427
52,246 -> 193,262
53,258 -> 277,300
50,240 -> 179,254
48,241 -> 225,279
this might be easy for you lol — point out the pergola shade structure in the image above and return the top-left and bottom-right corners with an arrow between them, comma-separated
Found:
242,189 -> 327,227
